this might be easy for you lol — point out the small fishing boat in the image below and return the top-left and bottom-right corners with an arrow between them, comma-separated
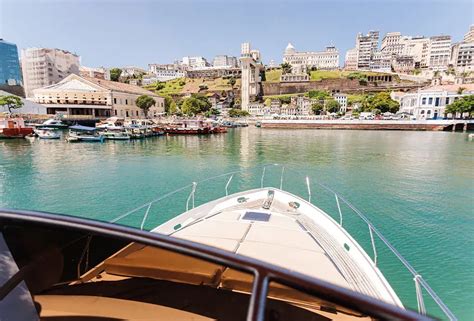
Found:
34,127 -> 61,139
102,130 -> 131,140
36,118 -> 69,129
164,119 -> 212,135
66,125 -> 104,142
0,116 -> 34,138
255,121 -> 262,128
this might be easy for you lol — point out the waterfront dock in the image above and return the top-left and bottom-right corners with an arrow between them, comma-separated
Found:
260,119 -> 474,131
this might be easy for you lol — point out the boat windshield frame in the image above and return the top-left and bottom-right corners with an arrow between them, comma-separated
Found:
0,208 -> 433,321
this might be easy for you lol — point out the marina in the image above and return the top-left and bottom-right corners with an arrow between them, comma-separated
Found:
0,127 -> 472,319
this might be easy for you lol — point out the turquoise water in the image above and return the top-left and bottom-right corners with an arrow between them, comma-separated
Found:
0,128 -> 473,320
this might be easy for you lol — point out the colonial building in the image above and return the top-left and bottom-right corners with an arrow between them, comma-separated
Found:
148,64 -> 185,82
397,83 -> 474,119
21,47 -> 80,98
333,93 -> 348,113
32,74 -> 164,118
283,43 -> 339,70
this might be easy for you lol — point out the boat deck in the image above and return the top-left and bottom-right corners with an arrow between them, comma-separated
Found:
154,188 -> 402,307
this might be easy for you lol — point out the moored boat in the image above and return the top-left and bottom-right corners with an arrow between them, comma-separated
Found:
36,118 -> 69,129
34,127 -> 61,139
96,117 -> 125,131
66,125 -> 104,142
0,116 -> 34,138
164,119 -> 212,135
102,130 -> 131,140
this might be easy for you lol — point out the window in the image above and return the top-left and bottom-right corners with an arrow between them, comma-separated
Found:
428,97 -> 433,104
125,99 -> 128,105
113,98 -> 117,104
445,97 -> 450,105
421,110 -> 425,114
427,110 -> 431,115
114,110 -> 117,116
422,97 -> 427,105
435,97 -> 440,106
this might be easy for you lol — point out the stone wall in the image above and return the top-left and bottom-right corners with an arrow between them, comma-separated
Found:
262,79 -> 426,96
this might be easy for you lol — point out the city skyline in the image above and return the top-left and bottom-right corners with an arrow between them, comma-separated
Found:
1,0 -> 473,68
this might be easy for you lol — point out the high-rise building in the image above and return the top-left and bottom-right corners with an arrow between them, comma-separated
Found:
451,42 -> 474,73
21,47 -> 80,98
428,35 -> 451,71
213,55 -> 239,68
283,43 -> 339,70
0,39 -> 22,88
381,32 -> 404,56
344,48 -> 358,71
464,25 -> 474,42
355,31 -> 379,69
401,37 -> 430,69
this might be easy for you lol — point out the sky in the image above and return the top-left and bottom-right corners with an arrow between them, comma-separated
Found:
0,0 -> 473,68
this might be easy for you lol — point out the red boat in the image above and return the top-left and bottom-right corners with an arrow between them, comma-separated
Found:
164,120 -> 212,135
212,126 -> 228,133
0,117 -> 34,138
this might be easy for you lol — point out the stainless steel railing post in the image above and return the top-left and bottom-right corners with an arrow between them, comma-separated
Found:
225,174 -> 234,196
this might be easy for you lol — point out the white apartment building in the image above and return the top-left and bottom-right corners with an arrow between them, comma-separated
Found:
21,47 -> 80,98
148,63 -> 185,81
451,42 -> 474,73
428,35 -> 451,71
381,32 -> 404,56
213,55 -> 239,68
356,31 -> 379,69
369,51 -> 392,72
401,37 -> 430,69
181,56 -> 210,69
464,25 -> 474,42
333,94 -> 348,112
397,83 -> 474,119
344,48 -> 358,70
283,43 -> 339,70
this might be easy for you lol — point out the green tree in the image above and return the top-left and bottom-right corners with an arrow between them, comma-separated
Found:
307,90 -> 331,100
280,62 -> 292,75
228,108 -> 250,118
228,77 -> 236,87
325,99 -> 340,113
163,95 -> 177,115
205,108 -> 221,117
0,95 -> 23,113
445,95 -> 474,118
362,92 -> 399,113
181,94 -> 211,116
264,98 -> 272,107
110,68 -> 122,82
311,102 -> 324,115
135,95 -> 156,118
154,82 -> 165,91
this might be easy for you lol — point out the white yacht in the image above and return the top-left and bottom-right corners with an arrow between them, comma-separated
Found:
0,165 -> 456,321
34,127 -> 61,139
36,118 -> 69,129
96,117 -> 125,130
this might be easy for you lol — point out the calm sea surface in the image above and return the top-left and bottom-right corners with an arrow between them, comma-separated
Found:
1,128 -> 473,320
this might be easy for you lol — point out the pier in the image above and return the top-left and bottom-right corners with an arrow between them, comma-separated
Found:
260,119 -> 474,131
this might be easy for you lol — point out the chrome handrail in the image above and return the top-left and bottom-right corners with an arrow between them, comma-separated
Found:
109,163 -> 456,321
